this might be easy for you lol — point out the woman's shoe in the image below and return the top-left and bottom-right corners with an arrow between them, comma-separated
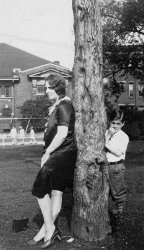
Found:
41,228 -> 62,249
27,238 -> 43,245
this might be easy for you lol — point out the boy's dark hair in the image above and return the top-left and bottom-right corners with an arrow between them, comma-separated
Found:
46,75 -> 66,97
109,109 -> 125,123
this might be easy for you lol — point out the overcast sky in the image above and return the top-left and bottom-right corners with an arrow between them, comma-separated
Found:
0,0 -> 74,69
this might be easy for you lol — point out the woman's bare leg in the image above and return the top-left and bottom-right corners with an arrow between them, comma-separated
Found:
33,190 -> 63,241
51,190 -> 63,221
37,194 -> 55,241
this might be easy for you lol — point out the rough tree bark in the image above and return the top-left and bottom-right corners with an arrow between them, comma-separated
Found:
72,0 -> 110,241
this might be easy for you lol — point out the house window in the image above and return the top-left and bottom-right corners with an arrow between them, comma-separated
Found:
0,86 -> 11,97
128,82 -> 134,98
5,86 -> 11,97
0,85 -> 5,96
138,82 -> 144,98
36,80 -> 45,95
36,85 -> 45,94
32,80 -> 37,95
119,81 -> 126,92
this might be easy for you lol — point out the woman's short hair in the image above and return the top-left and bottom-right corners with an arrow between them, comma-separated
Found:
46,75 -> 66,97
109,109 -> 125,123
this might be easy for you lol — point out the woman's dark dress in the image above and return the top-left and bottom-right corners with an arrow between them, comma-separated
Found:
32,99 -> 77,198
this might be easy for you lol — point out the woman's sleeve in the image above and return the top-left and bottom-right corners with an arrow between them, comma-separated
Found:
57,101 -> 72,126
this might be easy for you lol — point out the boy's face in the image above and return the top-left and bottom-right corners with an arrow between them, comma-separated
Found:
109,119 -> 124,134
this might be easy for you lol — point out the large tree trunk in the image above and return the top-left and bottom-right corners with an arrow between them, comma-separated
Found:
72,0 -> 110,241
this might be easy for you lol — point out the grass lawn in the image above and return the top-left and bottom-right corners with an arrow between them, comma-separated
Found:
0,145 -> 144,250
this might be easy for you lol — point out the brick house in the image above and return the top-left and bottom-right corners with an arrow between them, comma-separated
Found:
0,43 -> 72,132
104,72 -> 144,110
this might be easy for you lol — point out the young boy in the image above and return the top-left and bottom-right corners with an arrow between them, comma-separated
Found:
105,109 -> 129,215
18,126 -> 25,145
30,126 -> 36,144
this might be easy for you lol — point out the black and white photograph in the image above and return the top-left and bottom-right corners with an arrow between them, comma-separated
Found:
0,0 -> 144,249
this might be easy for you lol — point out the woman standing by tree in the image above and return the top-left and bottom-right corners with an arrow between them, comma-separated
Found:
28,75 -> 77,248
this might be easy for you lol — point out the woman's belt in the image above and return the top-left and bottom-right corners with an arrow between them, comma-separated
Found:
109,159 -> 123,165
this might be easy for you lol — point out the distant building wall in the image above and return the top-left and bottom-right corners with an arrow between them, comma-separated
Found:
14,73 -> 32,117
107,72 -> 144,110
0,64 -> 72,133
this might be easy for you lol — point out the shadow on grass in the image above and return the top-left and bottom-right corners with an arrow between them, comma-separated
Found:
0,146 -> 144,249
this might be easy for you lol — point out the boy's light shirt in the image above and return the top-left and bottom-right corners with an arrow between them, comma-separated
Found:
105,129 -> 129,162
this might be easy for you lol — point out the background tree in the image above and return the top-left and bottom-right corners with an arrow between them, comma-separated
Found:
102,0 -> 144,98
19,95 -> 51,132
103,0 -> 144,75
72,0 -> 109,241
102,0 -> 144,139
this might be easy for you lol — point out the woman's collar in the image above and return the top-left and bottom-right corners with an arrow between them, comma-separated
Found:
49,96 -> 71,115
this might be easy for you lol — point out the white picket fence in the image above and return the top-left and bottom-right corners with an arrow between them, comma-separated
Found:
0,133 -> 44,147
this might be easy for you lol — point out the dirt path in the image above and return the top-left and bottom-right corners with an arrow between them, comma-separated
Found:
0,146 -> 144,250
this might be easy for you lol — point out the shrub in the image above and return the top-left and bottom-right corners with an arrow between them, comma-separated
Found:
19,95 -> 52,132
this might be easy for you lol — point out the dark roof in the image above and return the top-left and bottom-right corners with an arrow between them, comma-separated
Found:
0,43 -> 50,77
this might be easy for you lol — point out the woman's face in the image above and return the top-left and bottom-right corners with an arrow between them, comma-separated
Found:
45,81 -> 58,101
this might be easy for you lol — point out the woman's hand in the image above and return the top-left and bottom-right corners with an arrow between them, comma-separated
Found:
41,152 -> 50,168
